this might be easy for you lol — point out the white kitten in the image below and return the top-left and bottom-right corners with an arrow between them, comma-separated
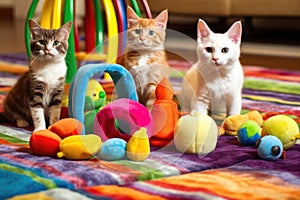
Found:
179,19 -> 244,125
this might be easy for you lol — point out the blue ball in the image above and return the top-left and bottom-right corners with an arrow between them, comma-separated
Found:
257,135 -> 283,161
98,138 -> 127,161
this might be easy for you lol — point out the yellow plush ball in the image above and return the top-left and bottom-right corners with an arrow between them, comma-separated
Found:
262,115 -> 299,150
174,111 -> 218,155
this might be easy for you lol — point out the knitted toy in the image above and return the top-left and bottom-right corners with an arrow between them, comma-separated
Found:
174,111 -> 218,155
150,78 -> 179,147
221,110 -> 263,135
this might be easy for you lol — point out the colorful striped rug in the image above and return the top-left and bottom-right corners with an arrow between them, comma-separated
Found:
1,53 -> 300,199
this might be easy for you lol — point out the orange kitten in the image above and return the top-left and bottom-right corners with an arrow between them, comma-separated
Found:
119,6 -> 169,109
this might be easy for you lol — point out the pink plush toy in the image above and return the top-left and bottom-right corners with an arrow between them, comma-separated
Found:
94,98 -> 153,142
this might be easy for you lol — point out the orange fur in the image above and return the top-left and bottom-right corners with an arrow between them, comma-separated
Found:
118,7 -> 169,109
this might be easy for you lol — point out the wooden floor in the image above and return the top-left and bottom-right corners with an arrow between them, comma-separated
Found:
0,13 -> 299,71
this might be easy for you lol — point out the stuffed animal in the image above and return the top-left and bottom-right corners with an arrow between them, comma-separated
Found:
126,127 -> 150,162
256,135 -> 284,161
150,78 -> 179,147
262,114 -> 299,150
237,120 -> 261,146
84,79 -> 106,134
221,110 -> 263,135
174,111 -> 218,155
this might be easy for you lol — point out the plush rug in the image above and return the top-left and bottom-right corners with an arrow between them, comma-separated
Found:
0,53 -> 300,199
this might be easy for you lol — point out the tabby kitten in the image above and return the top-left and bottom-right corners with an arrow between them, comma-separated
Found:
180,19 -> 244,124
119,6 -> 169,109
0,19 -> 72,131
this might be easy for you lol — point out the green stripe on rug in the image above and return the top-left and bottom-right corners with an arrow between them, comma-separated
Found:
114,160 -> 164,181
0,133 -> 28,145
244,78 -> 300,95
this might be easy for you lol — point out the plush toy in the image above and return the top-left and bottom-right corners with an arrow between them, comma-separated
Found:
68,63 -> 138,134
57,134 -> 102,160
94,98 -> 153,142
221,110 -> 263,135
84,79 -> 106,134
174,111 -> 218,155
30,118 -> 102,160
150,78 -> 179,147
48,118 -> 83,139
126,127 -> 150,162
256,135 -> 284,161
237,120 -> 261,146
262,115 -> 299,150
98,138 -> 127,161
30,130 -> 62,157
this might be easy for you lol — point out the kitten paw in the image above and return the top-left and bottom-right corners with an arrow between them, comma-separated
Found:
16,119 -> 29,128
33,126 -> 47,132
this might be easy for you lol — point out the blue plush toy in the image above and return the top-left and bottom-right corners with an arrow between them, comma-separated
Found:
97,138 -> 127,161
256,135 -> 283,161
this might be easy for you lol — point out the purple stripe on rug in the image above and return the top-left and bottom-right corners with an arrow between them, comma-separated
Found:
0,53 -> 28,65
243,88 -> 300,102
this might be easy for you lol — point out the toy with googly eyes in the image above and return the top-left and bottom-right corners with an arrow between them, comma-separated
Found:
256,135 -> 285,161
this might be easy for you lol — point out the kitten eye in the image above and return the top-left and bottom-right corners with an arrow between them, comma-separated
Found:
134,29 -> 140,34
221,47 -> 229,53
148,30 -> 155,36
53,40 -> 60,46
205,47 -> 213,53
38,40 -> 46,46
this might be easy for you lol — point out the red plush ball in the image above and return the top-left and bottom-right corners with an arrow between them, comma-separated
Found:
30,130 -> 62,157
48,118 -> 83,139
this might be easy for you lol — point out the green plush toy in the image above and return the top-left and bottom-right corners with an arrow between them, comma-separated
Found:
84,79 -> 106,134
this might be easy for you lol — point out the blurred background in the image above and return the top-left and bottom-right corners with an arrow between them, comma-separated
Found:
0,0 -> 299,70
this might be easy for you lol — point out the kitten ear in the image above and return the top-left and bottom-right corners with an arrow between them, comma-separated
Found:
197,19 -> 212,40
154,9 -> 168,29
226,21 -> 242,44
28,19 -> 42,39
127,6 -> 139,28
57,21 -> 72,41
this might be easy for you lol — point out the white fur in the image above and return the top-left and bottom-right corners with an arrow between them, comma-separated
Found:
180,20 -> 244,121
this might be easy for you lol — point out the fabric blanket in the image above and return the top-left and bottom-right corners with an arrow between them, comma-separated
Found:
0,53 -> 300,199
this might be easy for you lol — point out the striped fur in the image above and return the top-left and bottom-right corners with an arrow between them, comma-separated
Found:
119,7 -> 170,109
1,19 -> 72,131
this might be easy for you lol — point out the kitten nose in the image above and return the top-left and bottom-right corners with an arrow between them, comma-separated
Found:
213,57 -> 219,62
